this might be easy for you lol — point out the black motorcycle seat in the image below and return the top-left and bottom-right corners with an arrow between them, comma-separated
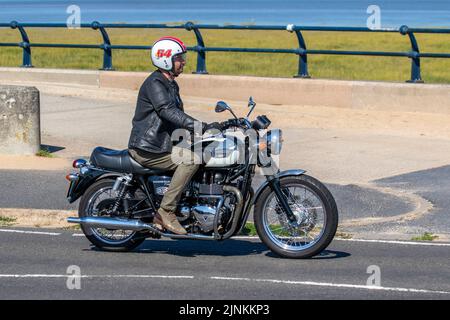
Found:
90,147 -> 172,175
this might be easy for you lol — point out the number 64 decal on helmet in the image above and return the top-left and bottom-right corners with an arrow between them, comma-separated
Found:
151,36 -> 187,71
156,49 -> 172,59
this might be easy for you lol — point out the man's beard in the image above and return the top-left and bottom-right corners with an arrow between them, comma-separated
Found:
173,67 -> 183,77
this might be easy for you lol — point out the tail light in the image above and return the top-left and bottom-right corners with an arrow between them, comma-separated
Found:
66,173 -> 79,182
72,159 -> 87,169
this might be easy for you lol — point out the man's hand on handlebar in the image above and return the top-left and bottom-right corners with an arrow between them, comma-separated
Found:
203,122 -> 222,132
220,118 -> 246,129
201,118 -> 245,135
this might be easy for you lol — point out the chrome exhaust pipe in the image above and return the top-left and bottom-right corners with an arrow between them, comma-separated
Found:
67,216 -> 215,240
219,185 -> 244,240
67,217 -> 153,231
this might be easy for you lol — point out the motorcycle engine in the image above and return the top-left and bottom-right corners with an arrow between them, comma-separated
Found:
149,172 -> 235,234
192,201 -> 218,233
190,196 -> 233,233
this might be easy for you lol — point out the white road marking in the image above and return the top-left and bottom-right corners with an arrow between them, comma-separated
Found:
72,233 -> 450,246
209,277 -> 450,295
0,273 -> 448,295
0,229 -> 61,236
2,229 -> 449,247
337,238 -> 450,247
214,235 -> 450,247
0,274 -> 69,278
106,275 -> 195,279
0,274 -> 194,279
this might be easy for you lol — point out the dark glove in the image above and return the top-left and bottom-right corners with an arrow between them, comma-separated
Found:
227,118 -> 241,126
221,118 -> 242,129
202,122 -> 223,133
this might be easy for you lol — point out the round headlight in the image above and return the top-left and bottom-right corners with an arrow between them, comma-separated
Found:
268,129 -> 283,155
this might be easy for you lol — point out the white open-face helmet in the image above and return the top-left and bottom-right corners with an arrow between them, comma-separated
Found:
151,36 -> 187,71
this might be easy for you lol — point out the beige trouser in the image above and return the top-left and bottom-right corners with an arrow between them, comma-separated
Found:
128,147 -> 200,213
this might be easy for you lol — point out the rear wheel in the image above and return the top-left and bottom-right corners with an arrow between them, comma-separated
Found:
254,175 -> 338,258
78,179 -> 146,252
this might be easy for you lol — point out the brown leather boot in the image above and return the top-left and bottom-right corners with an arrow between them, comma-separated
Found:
153,208 -> 187,235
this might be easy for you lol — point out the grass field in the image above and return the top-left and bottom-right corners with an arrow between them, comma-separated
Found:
1,27 -> 450,83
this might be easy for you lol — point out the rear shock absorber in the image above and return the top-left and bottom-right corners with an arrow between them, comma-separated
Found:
111,174 -> 133,213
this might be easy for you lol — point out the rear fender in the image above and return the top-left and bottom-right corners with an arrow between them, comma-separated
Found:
67,168 -> 122,203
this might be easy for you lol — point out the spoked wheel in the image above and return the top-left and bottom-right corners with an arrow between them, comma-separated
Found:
78,179 -> 147,251
254,175 -> 338,258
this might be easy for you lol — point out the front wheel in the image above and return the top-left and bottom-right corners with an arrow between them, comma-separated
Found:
254,175 -> 338,258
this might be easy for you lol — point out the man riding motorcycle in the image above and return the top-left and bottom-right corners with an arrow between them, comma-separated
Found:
128,36 -> 222,235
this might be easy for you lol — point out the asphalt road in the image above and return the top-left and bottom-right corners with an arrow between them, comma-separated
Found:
0,227 -> 449,300
375,165 -> 450,234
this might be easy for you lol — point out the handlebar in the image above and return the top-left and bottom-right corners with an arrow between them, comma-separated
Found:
220,118 -> 250,130
217,114 -> 271,132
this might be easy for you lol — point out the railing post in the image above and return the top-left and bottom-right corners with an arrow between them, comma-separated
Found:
92,21 -> 113,70
288,25 -> 310,78
185,21 -> 208,74
400,25 -> 423,83
10,21 -> 33,68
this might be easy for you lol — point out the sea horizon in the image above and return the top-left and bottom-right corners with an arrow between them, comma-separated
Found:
0,0 -> 450,28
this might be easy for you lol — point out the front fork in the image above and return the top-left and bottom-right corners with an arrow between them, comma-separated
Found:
266,175 -> 298,225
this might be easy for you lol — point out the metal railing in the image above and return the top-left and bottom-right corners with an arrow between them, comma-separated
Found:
1,21 -> 450,82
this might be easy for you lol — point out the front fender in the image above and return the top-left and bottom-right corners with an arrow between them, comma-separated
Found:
252,169 -> 306,206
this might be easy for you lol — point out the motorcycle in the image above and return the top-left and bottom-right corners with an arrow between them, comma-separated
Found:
66,97 -> 338,258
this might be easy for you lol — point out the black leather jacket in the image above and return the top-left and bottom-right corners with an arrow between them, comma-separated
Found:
128,70 -> 201,154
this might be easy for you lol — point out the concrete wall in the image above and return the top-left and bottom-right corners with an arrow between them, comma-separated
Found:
0,85 -> 40,155
1,67 -> 450,114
